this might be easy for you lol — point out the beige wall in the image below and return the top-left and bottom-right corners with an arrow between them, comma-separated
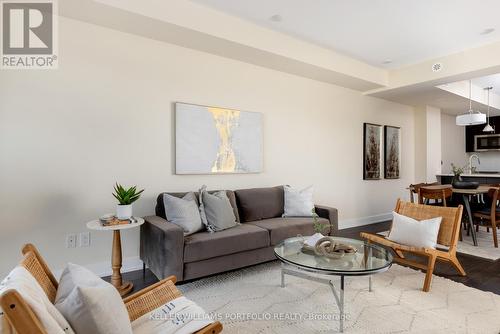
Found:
426,106 -> 442,181
0,17 -> 415,277
441,113 -> 467,173
414,106 -> 442,182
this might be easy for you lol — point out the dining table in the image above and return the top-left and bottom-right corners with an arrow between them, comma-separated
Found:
420,185 -> 496,247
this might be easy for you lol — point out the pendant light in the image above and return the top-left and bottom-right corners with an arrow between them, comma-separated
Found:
483,86 -> 494,132
456,80 -> 487,126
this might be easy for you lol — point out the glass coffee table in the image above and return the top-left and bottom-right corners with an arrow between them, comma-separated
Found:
274,236 -> 393,333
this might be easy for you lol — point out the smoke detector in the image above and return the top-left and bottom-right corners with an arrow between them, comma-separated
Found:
432,63 -> 443,72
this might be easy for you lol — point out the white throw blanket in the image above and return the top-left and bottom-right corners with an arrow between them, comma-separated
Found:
132,296 -> 213,334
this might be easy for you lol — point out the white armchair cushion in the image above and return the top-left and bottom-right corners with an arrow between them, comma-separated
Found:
0,266 -> 74,334
55,263 -> 132,334
388,211 -> 442,249
131,296 -> 213,334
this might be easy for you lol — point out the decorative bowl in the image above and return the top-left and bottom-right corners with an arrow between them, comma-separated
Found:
452,181 -> 479,189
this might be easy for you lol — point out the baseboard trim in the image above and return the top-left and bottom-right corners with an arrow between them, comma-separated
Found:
339,212 -> 392,230
53,256 -> 144,279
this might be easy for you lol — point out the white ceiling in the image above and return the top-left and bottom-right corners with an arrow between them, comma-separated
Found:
473,74 -> 500,95
191,0 -> 500,69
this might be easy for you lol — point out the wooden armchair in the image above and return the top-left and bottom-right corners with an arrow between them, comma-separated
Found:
361,199 -> 465,292
0,244 -> 223,334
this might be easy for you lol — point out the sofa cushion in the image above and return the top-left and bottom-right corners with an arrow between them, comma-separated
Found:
156,190 -> 240,223
183,224 -> 270,263
247,217 -> 330,245
235,186 -> 284,222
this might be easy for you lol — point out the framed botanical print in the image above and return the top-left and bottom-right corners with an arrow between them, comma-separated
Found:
384,125 -> 401,179
363,123 -> 382,180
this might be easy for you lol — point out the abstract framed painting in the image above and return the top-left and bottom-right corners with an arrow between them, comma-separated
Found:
175,102 -> 263,174
363,123 -> 382,180
384,125 -> 401,179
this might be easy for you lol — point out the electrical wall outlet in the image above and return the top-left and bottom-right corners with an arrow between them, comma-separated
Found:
79,232 -> 90,247
66,234 -> 77,248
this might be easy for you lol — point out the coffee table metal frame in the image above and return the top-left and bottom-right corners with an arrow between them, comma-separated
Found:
275,240 -> 392,333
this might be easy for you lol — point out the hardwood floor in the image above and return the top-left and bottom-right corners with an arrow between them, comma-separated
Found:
105,220 -> 500,297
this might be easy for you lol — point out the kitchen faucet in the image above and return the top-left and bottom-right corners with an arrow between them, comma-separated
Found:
469,154 -> 480,174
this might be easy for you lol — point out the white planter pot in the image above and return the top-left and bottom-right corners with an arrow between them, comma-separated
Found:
116,204 -> 132,220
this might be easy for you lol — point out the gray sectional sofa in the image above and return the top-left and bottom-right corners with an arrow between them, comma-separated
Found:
140,186 -> 338,282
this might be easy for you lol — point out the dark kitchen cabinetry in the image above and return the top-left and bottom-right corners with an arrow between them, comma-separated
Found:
465,116 -> 500,152
438,175 -> 499,185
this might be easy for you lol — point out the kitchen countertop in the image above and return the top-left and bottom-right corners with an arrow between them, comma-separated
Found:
437,173 -> 500,178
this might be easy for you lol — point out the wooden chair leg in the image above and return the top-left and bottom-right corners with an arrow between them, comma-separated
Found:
476,224 -> 479,232
450,256 -> 466,276
394,249 -> 405,259
423,254 -> 436,292
492,223 -> 498,248
459,227 -> 463,241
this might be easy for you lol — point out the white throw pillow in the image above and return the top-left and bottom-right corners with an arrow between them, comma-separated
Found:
0,266 -> 74,334
55,263 -> 132,334
163,192 -> 204,235
283,185 -> 315,217
388,211 -> 442,249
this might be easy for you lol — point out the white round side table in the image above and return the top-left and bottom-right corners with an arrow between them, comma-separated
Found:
86,217 -> 144,296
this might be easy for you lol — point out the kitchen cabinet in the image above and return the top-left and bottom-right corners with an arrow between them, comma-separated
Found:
438,175 -> 500,185
465,116 -> 500,152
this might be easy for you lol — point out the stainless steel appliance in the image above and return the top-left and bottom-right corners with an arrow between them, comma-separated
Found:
475,134 -> 500,151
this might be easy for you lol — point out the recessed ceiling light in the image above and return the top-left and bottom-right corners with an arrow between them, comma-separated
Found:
480,28 -> 495,35
382,59 -> 393,64
269,14 -> 282,22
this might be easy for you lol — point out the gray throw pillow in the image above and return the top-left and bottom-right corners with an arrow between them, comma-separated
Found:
163,192 -> 204,235
199,186 -> 238,232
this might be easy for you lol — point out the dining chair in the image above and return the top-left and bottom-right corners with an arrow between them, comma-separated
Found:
409,182 -> 438,203
418,185 -> 453,207
473,188 -> 500,248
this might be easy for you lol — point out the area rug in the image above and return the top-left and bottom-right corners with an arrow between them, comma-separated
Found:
456,229 -> 500,261
179,261 -> 500,333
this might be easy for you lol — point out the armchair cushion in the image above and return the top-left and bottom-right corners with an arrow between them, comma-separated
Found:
0,266 -> 74,334
55,263 -> 132,334
131,296 -> 213,334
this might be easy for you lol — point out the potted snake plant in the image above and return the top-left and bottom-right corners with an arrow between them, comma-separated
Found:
113,183 -> 144,219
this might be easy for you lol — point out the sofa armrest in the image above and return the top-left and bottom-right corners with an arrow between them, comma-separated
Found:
140,216 -> 185,281
315,205 -> 339,235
